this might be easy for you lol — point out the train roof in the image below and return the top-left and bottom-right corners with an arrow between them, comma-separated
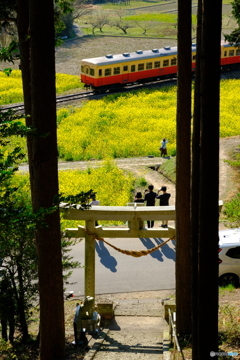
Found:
81,44 -> 197,66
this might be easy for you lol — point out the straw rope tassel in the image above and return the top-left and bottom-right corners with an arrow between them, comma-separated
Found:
84,229 -> 174,257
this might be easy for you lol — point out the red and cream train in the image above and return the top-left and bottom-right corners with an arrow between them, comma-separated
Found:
80,41 -> 240,92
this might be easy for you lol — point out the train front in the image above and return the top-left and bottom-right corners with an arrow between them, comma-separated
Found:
80,58 -> 97,89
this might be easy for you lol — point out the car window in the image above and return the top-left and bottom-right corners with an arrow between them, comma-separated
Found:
226,246 -> 240,259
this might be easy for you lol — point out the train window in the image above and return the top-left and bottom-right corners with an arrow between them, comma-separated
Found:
224,51 -> 227,57
90,69 -> 95,76
114,67 -> 120,75
146,62 -> 152,69
192,55 -> 196,61
123,66 -> 128,71
81,66 -> 84,73
163,60 -> 169,67
105,68 -> 111,76
229,50 -> 235,56
154,61 -> 160,68
131,65 -> 136,72
86,68 -> 89,74
237,49 -> 240,55
171,58 -> 177,66
138,63 -> 144,71
99,69 -> 102,76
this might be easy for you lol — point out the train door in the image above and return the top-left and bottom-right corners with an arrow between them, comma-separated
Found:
121,64 -> 129,84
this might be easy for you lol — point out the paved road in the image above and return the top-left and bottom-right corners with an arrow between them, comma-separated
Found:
64,233 -> 176,295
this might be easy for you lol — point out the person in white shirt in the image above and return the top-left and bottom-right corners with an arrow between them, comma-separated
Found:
160,138 -> 168,157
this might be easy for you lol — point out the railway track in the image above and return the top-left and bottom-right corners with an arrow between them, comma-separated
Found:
0,77 -> 179,115
2,68 -> 239,115
1,91 -> 95,114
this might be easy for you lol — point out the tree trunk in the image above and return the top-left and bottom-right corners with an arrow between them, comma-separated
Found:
191,0 -> 202,357
198,0 -> 222,357
176,0 -> 192,334
29,0 -> 65,358
192,0 -> 222,358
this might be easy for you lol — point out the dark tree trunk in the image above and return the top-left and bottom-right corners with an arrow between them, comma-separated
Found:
198,0 -> 222,357
191,0 -> 202,357
176,0 -> 192,334
28,0 -> 65,358
192,0 -> 222,358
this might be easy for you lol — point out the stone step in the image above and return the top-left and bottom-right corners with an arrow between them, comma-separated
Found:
85,315 -> 167,360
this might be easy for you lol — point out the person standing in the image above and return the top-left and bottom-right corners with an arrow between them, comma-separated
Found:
134,192 -> 144,203
160,138 -> 168,157
144,185 -> 157,228
90,194 -> 100,226
157,186 -> 171,228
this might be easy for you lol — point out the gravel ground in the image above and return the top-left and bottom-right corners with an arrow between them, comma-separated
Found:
55,36 -> 178,76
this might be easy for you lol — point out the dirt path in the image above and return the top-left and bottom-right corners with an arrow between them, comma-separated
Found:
18,136 -> 240,207
56,135 -> 239,207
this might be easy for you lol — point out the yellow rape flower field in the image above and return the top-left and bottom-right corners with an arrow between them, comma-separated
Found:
0,70 -> 82,105
59,160 -> 134,227
5,75 -> 240,227
14,161 -> 135,228
57,87 -> 178,160
5,78 -> 240,161
57,80 -> 240,160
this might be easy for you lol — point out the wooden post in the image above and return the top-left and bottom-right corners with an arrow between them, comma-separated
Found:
85,220 -> 96,304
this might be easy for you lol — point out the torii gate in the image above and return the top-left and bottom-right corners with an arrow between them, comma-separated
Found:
60,201 -> 223,303
60,204 -> 176,303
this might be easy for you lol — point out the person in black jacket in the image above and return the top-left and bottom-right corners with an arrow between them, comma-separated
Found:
144,185 -> 157,228
156,186 -> 171,228
134,192 -> 144,203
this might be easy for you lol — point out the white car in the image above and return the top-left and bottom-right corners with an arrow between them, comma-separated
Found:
218,228 -> 240,288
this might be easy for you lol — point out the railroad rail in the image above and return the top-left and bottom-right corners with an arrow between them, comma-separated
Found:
1,67 -> 238,115
0,91 -> 95,114
0,77 -> 178,115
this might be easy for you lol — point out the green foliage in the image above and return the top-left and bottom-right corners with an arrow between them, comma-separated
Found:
3,68 -> 13,76
0,338 -> 39,360
219,284 -> 236,292
222,145 -> 240,227
224,0 -> 240,42
0,339 -> 16,359
224,28 -> 240,44
158,156 -> 176,183
224,145 -> 240,168
223,193 -> 240,227
219,303 -> 240,346
0,110 -> 38,339
231,0 -> 240,26
123,13 -> 197,25
0,109 -> 84,341
0,41 -> 19,63
135,177 -> 148,187
124,13 -> 178,23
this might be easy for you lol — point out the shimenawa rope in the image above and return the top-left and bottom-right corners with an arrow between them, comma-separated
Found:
84,229 -> 174,258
